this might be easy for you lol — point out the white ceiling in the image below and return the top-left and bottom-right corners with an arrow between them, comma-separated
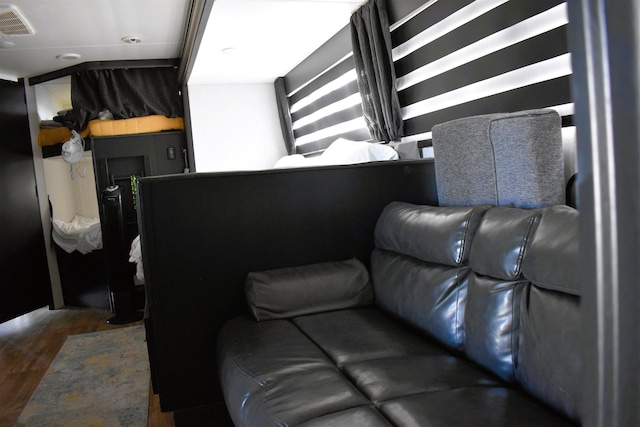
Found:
188,0 -> 367,85
1,0 -> 366,105
0,0 -> 191,81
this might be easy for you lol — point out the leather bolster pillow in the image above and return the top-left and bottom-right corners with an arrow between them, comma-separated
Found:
245,258 -> 374,321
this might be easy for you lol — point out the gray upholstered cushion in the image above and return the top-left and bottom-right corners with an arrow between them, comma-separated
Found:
245,258 -> 373,321
432,109 -> 565,208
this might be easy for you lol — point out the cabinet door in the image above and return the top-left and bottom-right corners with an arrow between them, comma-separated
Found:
0,80 -> 51,323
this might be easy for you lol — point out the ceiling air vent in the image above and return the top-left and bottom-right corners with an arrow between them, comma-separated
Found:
0,5 -> 34,36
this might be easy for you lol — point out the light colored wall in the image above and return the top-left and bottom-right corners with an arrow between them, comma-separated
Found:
187,83 -> 287,172
43,152 -> 99,222
34,84 -> 64,121
25,82 -> 63,308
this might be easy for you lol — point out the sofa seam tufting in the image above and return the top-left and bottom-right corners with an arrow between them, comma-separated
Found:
514,211 -> 541,278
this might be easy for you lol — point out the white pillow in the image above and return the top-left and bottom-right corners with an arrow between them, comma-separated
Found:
320,138 -> 398,164
273,154 -> 308,168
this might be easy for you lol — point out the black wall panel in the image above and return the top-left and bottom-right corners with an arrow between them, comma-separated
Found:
0,80 -> 51,323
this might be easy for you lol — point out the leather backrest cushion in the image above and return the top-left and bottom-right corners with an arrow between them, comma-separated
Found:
522,205 -> 579,295
469,207 -> 541,280
516,206 -> 581,421
516,285 -> 581,422
464,207 -> 540,382
374,202 -> 491,267
464,274 -> 527,382
371,249 -> 468,351
245,258 -> 373,321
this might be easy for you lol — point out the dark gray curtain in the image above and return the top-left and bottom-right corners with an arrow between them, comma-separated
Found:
274,77 -> 296,155
350,0 -> 403,142
69,67 -> 183,131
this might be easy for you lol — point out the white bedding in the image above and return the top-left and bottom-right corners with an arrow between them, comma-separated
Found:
129,235 -> 144,283
274,138 -> 399,168
52,215 -> 102,254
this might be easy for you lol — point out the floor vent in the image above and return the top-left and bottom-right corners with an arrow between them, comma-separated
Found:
0,6 -> 34,36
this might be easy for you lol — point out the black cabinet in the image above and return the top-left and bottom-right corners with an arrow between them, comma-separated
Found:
92,131 -> 187,322
92,130 -> 188,239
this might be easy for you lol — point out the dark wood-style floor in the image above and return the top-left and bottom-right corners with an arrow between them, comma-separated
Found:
0,306 -> 174,427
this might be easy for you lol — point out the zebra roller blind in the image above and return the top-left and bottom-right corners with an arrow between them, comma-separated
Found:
284,27 -> 369,155
279,0 -> 573,154
393,0 -> 572,144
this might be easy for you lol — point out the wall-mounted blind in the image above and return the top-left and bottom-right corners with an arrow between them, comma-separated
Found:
283,27 -> 370,155
278,0 -> 574,154
391,0 -> 572,144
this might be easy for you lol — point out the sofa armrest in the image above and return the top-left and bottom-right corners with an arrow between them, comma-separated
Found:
245,258 -> 373,321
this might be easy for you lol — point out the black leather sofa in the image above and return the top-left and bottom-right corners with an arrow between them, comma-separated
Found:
218,201 -> 580,426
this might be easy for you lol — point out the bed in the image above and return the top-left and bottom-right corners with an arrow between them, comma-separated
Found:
38,114 -> 185,156
43,114 -> 186,309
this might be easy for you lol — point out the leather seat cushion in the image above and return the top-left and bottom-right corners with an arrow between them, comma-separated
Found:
296,406 -> 392,427
292,308 -> 447,367
380,387 -> 576,427
343,354 -> 501,403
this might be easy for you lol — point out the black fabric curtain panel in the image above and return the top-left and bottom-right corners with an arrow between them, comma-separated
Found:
350,0 -> 403,142
70,67 -> 183,131
274,77 -> 296,155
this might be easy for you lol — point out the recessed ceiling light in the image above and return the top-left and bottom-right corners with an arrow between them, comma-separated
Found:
56,53 -> 81,61
221,47 -> 238,55
0,40 -> 15,49
121,35 -> 142,44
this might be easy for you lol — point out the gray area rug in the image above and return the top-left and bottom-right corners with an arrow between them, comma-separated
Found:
16,325 -> 149,426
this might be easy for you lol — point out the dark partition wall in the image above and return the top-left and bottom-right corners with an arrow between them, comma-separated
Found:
568,0 -> 640,426
137,160 -> 437,412
0,80 -> 52,323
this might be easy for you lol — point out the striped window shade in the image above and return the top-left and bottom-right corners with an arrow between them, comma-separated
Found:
391,0 -> 573,145
284,28 -> 370,155
279,0 -> 574,155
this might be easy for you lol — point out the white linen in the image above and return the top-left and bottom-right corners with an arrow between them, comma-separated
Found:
129,235 -> 145,283
52,215 -> 102,254
273,138 -> 399,168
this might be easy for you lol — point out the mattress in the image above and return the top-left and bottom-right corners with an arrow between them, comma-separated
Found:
38,115 -> 185,147
38,127 -> 90,147
87,115 -> 184,137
